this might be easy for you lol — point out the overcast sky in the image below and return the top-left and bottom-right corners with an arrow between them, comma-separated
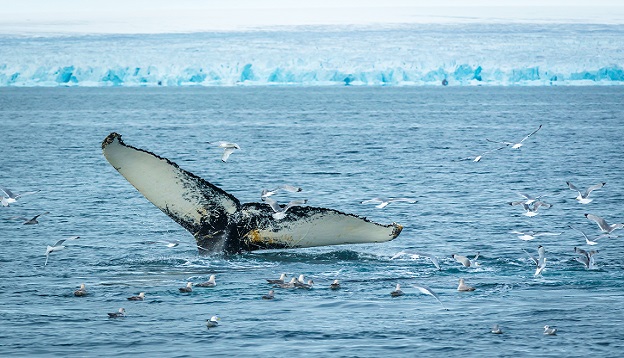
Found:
1,0 -> 623,35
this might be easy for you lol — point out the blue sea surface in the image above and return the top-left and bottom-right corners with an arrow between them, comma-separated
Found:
0,87 -> 623,356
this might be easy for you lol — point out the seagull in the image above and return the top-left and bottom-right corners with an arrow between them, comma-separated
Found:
13,212 -> 50,225
391,251 -> 441,270
360,197 -> 417,209
266,273 -> 287,284
208,141 -> 240,162
457,278 -> 476,291
195,275 -> 216,287
145,239 -> 180,248
44,236 -> 80,266
568,225 -> 605,246
567,182 -> 605,204
261,185 -> 302,198
510,230 -> 562,241
523,245 -> 546,277
487,124 -> 542,149
509,201 -> 551,217
585,213 -> 624,235
491,324 -> 503,334
456,146 -> 507,162
263,197 -> 308,220
574,247 -> 598,269
543,325 -> 557,335
390,283 -> 404,297
206,315 -> 220,328
0,186 -> 40,206
514,192 -> 549,205
330,279 -> 341,290
413,284 -> 448,310
295,279 -> 314,289
262,290 -> 275,300
127,292 -> 145,301
452,252 -> 480,267
179,282 -> 193,293
278,277 -> 297,288
108,308 -> 126,318
74,283 -> 88,297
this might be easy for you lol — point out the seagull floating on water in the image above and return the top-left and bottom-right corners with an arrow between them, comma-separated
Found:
543,325 -> 557,335
127,292 -> 145,301
390,283 -> 404,297
584,213 -> 624,235
278,277 -> 297,288
391,250 -> 441,270
74,283 -> 88,297
510,230 -> 562,241
179,282 -> 193,293
486,124 -> 542,149
491,324 -> 503,334
196,275 -> 217,287
266,273 -> 287,285
295,279 -> 314,289
413,283 -> 448,310
108,308 -> 126,318
44,236 -> 80,266
261,184 -> 302,198
0,186 -> 40,206
208,141 -> 240,162
262,290 -> 275,300
567,181 -> 605,204
330,279 -> 341,290
206,315 -> 220,328
360,197 -> 417,209
452,252 -> 480,267
457,278 -> 476,292
574,247 -> 598,269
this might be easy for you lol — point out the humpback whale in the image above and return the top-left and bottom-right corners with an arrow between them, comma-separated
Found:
101,133 -> 402,254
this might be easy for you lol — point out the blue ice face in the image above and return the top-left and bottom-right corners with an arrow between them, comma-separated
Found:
0,24 -> 622,87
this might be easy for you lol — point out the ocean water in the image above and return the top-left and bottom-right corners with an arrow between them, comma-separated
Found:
0,86 -> 623,356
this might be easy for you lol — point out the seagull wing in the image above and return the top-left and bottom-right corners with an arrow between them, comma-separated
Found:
486,138 -> 513,146
278,184 -> 302,193
566,181 -> 581,194
585,214 -> 610,232
0,186 -> 15,198
221,147 -> 236,162
360,198 -> 384,204
283,199 -> 307,213
584,182 -> 605,197
413,284 -> 448,310
15,190 -> 41,199
263,197 -> 282,213
52,239 -> 67,247
522,249 -> 538,266
518,124 -> 542,143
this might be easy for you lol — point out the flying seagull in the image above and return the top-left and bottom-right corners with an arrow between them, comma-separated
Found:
452,252 -> 480,267
261,184 -> 302,198
584,213 -> 624,235
413,284 -> 448,310
360,197 -> 417,209
522,245 -> 546,277
567,181 -> 605,204
509,201 -> 551,217
262,196 -> 308,220
568,225 -> 605,246
0,186 -> 40,206
44,236 -> 80,266
206,315 -> 220,328
208,141 -> 240,162
486,124 -> 542,149
574,246 -> 598,269
391,250 -> 441,270
12,212 -> 50,225
510,230 -> 562,241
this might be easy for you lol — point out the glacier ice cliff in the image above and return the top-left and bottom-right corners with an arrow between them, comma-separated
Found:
1,24 -> 623,87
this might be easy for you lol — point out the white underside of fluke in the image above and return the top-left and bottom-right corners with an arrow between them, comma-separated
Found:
102,134 -> 238,232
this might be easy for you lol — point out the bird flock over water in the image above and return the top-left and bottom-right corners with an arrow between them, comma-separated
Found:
3,124 -> 622,335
